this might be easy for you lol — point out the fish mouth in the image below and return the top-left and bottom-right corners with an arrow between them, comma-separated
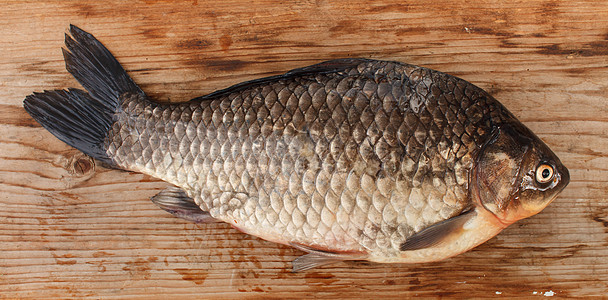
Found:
556,162 -> 570,192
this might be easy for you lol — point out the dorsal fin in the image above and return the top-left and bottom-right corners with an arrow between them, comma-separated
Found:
198,58 -> 370,100
284,58 -> 370,76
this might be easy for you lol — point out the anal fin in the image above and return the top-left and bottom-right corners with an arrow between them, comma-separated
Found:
290,242 -> 368,272
151,186 -> 217,223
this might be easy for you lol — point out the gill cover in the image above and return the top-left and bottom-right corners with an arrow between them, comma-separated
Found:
474,125 -> 532,224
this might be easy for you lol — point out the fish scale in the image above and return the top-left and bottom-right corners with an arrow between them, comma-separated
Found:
25,26 -> 569,270
104,59 -> 501,259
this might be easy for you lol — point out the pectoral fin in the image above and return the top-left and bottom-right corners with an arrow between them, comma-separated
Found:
400,210 -> 476,251
151,186 -> 218,223
290,242 -> 368,272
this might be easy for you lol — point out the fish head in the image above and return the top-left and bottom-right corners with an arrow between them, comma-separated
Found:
472,122 -> 570,226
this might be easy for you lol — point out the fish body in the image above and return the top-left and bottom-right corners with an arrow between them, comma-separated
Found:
24,26 -> 569,271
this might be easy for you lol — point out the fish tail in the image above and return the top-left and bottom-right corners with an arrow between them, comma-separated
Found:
23,25 -> 145,165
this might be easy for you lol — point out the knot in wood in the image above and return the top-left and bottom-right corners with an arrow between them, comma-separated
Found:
67,153 -> 95,177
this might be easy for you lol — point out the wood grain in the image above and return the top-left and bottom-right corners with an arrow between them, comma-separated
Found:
1,0 -> 607,298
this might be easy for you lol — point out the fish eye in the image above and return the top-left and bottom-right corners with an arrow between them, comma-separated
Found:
535,164 -> 554,183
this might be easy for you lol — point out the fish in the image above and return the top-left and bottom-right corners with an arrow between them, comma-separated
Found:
23,25 -> 570,272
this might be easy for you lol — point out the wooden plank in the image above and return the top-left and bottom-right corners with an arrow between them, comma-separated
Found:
1,0 -> 607,298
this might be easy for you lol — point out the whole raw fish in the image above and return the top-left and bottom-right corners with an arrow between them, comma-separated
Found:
23,26 -> 569,271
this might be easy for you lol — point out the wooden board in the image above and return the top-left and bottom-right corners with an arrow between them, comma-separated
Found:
1,0 -> 607,298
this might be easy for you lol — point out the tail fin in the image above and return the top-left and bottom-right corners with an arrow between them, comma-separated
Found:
23,25 -> 145,164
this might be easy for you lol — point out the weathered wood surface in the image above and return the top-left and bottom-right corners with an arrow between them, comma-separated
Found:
1,0 -> 607,298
